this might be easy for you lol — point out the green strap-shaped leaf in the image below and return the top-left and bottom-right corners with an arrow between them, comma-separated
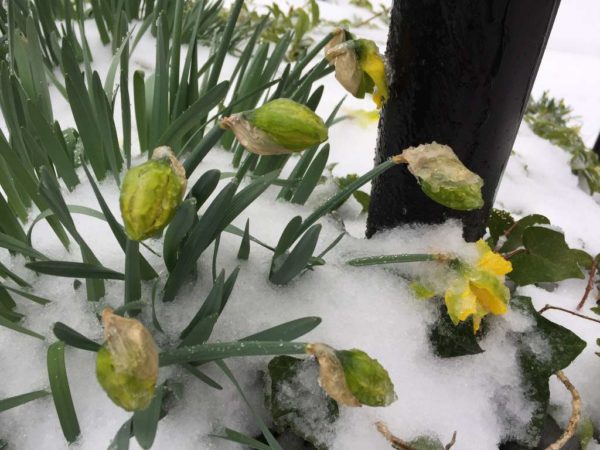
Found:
270,224 -> 321,285
291,144 -> 329,205
0,390 -> 49,412
53,322 -> 101,352
159,341 -> 307,367
0,315 -> 44,340
26,261 -> 125,280
132,384 -> 165,450
237,219 -> 250,260
163,198 -> 197,272
47,341 -> 80,443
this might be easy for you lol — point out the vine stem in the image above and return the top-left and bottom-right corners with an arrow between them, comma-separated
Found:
538,304 -> 600,325
576,257 -> 597,310
544,371 -> 581,450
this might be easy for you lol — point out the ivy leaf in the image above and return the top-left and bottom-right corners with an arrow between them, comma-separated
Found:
352,191 -> 370,213
508,227 -> 585,286
499,214 -> 550,253
510,296 -> 586,446
407,436 -> 445,450
266,356 -> 338,450
428,305 -> 483,358
486,209 -> 514,248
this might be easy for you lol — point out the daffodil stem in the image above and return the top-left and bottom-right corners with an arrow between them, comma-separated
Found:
124,239 -> 141,314
299,157 -> 403,236
348,253 -> 441,267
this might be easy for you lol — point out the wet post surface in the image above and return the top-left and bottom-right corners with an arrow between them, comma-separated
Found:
367,0 -> 561,241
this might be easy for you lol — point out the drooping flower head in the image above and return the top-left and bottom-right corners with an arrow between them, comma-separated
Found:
444,240 -> 512,332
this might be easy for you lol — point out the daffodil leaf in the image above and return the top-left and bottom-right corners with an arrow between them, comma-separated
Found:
508,227 -> 585,286
499,214 -> 549,253
486,209 -> 514,248
428,305 -> 483,358
266,355 -> 338,449
510,296 -> 586,446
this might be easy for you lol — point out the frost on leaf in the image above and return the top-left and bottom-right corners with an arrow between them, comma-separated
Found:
401,142 -> 484,211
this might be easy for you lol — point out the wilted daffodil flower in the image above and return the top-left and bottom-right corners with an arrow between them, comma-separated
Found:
306,343 -> 396,407
120,146 -> 187,241
325,28 -> 388,108
435,240 -> 512,333
220,98 -> 328,155
96,308 -> 159,411
400,142 -> 484,211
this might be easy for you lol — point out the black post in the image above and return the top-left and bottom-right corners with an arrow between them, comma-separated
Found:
367,0 -> 561,241
593,130 -> 600,157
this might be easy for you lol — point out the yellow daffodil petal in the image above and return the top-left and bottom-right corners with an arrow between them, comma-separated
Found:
468,271 -> 509,315
475,239 -> 512,276
444,281 -> 477,325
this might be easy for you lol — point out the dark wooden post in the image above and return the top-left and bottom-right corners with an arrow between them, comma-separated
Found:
366,0 -> 561,241
593,131 -> 600,157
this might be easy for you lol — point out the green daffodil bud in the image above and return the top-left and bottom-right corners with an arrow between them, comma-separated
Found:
120,147 -> 187,241
96,308 -> 159,411
401,142 -> 484,211
220,98 -> 328,155
306,343 -> 396,407
325,29 -> 388,108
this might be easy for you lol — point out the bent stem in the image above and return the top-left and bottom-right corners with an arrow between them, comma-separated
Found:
545,371 -> 580,450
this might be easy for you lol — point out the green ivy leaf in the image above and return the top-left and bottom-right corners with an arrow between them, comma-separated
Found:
508,227 -> 585,286
266,356 -> 338,450
407,436 -> 445,450
428,305 -> 483,358
499,214 -> 550,253
487,209 -> 515,248
510,296 -> 586,446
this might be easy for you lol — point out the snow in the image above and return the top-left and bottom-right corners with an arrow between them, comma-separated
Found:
1,0 -> 600,449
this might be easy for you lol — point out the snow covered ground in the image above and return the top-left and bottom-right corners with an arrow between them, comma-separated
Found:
1,0 -> 600,449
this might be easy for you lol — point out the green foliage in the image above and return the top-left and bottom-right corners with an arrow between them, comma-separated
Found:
266,356 -> 339,450
509,227 -> 586,286
428,305 -> 483,358
47,341 -> 81,443
486,210 -> 590,286
526,92 -> 600,194
335,173 -> 371,213
510,296 -> 586,446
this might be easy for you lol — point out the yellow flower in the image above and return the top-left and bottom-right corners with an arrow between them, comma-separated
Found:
444,240 -> 512,332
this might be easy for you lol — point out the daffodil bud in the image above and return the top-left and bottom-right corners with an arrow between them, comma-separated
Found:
220,98 -> 328,155
120,146 -> 187,241
96,308 -> 159,411
401,142 -> 484,211
306,343 -> 396,407
325,29 -> 388,108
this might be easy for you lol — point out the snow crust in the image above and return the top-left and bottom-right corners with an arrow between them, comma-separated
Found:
1,0 -> 600,449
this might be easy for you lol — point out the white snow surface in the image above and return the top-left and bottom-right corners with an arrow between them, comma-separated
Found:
1,0 -> 600,449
